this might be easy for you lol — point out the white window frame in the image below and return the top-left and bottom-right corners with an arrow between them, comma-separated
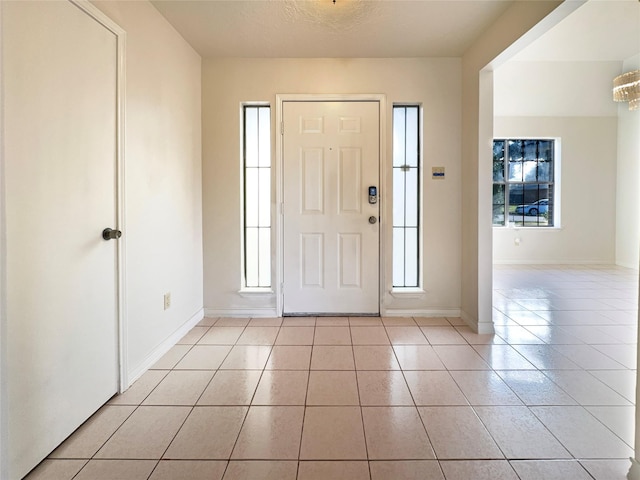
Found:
493,137 -> 561,229
240,103 -> 273,292
391,104 -> 424,292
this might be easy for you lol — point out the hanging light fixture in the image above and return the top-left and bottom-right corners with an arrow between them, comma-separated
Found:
613,69 -> 640,111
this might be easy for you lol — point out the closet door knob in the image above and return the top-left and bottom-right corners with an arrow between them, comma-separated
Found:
102,228 -> 122,240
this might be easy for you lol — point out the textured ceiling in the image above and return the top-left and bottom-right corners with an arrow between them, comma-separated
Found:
150,0 -> 515,58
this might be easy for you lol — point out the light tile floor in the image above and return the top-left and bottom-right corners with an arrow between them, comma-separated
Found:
26,265 -> 637,479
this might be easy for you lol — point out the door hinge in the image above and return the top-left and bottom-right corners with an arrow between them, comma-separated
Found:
280,122 -> 284,135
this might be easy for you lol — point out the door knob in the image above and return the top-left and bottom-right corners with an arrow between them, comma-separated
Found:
368,216 -> 377,224
102,228 -> 122,240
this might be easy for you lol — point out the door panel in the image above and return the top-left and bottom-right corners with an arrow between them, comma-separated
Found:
4,1 -> 119,477
283,101 -> 379,315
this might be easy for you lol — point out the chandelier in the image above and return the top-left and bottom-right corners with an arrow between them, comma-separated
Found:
613,70 -> 640,111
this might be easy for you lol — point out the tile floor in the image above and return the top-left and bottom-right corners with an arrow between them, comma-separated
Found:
26,265 -> 637,479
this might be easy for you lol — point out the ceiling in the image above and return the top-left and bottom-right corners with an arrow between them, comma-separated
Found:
513,0 -> 640,62
150,0 -> 639,61
150,0 -> 514,58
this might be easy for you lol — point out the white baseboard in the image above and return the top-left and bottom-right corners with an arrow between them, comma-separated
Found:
616,260 -> 640,270
204,307 -> 277,318
125,307 -> 204,389
381,308 -> 461,318
460,310 -> 495,334
493,259 -> 613,265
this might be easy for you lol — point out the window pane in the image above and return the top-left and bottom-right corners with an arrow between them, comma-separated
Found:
538,140 -> 553,161
393,108 -> 406,167
523,160 -> 537,182
392,228 -> 405,287
508,140 -> 522,161
405,107 -> 418,167
258,168 -> 270,227
508,158 -> 522,182
258,107 -> 271,168
493,204 -> 505,226
507,140 -> 522,182
493,140 -> 505,182
523,140 -> 537,161
258,228 -> 271,287
404,167 -> 419,227
245,228 -> 259,287
538,159 -> 551,182
245,108 -> 258,167
245,168 -> 259,227
509,183 -> 525,205
493,184 -> 505,205
393,168 -> 406,228
404,228 -> 418,287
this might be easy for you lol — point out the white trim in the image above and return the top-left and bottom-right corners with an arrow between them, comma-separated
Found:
70,0 -> 128,394
461,309 -> 495,334
238,288 -> 274,297
275,93 -> 387,317
617,261 -> 640,270
0,2 -> 7,477
493,259 -> 615,266
389,288 -> 426,299
126,308 -> 204,386
205,307 -> 278,318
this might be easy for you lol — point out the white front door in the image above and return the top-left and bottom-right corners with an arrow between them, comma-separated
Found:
4,2 -> 120,477
282,101 -> 380,315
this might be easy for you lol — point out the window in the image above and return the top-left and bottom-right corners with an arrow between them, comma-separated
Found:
243,105 -> 271,288
493,139 -> 556,227
392,105 -> 421,288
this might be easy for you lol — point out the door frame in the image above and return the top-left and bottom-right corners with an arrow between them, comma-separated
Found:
71,0 -> 128,392
275,94 -> 387,316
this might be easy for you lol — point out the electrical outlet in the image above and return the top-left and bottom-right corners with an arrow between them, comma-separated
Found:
164,292 -> 171,310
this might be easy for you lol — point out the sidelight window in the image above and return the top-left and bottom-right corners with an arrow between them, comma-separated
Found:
392,105 -> 421,288
243,105 -> 271,288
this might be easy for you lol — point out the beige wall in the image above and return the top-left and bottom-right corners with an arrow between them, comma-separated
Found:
93,1 -> 203,379
494,116 -> 617,264
494,56 -> 638,267
202,58 -> 462,317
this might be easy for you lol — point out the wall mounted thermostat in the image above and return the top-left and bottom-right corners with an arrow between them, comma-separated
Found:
368,186 -> 378,204
432,167 -> 445,180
